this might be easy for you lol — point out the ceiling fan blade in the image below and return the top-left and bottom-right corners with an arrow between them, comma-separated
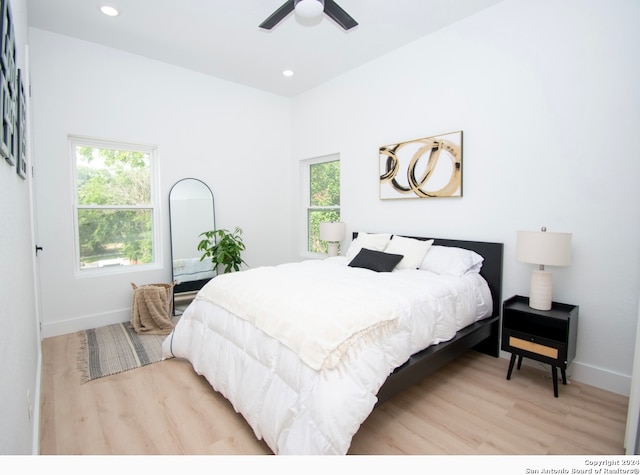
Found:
324,0 -> 358,30
259,1 -> 295,30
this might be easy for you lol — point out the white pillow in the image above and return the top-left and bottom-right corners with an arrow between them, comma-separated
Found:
385,236 -> 434,270
420,245 -> 484,276
345,232 -> 392,260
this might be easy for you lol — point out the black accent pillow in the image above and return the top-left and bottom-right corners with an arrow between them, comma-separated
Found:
348,248 -> 403,272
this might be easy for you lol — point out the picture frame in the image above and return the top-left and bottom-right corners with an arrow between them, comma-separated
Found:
379,130 -> 463,200
16,68 -> 26,179
0,68 -> 15,166
0,0 -> 17,168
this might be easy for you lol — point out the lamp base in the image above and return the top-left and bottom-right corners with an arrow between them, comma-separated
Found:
529,269 -> 552,311
327,242 -> 339,257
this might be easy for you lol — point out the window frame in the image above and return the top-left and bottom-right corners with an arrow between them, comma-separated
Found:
69,135 -> 162,277
300,153 -> 341,258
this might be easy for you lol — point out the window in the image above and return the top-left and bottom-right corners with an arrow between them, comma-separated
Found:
304,156 -> 340,254
71,136 -> 159,272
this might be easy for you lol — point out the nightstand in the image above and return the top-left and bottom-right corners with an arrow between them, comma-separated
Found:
502,295 -> 579,397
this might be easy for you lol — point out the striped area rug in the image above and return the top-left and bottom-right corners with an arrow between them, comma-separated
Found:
79,320 -> 176,383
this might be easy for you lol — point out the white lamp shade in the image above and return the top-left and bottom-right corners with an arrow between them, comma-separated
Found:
517,230 -> 572,267
295,0 -> 324,19
319,221 -> 345,242
517,228 -> 572,311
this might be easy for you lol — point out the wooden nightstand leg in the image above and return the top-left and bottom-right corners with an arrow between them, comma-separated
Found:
561,368 -> 567,385
517,354 -> 523,370
552,366 -> 559,397
507,353 -> 517,380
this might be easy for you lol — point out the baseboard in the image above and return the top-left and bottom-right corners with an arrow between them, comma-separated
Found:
498,351 -> 630,397
570,360 -> 631,397
41,308 -> 131,338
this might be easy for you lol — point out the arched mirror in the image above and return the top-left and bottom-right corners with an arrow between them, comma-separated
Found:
169,178 -> 216,313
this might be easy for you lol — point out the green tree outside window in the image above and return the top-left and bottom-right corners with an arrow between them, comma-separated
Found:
308,160 -> 340,253
74,143 -> 155,269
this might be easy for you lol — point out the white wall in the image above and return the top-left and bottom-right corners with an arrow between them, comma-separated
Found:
28,29 -> 293,337
0,0 -> 38,455
290,0 -> 640,394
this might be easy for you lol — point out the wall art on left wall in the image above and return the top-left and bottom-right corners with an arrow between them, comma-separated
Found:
15,68 -> 26,179
0,0 -> 18,169
379,130 -> 462,200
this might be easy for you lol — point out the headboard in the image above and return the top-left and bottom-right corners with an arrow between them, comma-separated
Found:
351,233 -> 504,319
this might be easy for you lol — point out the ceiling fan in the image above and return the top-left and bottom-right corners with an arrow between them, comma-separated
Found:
259,0 -> 358,31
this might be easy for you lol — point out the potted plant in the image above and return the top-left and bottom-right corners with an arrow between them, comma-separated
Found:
197,226 -> 247,273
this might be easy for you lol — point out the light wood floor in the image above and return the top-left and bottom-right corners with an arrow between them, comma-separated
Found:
39,330 -> 630,455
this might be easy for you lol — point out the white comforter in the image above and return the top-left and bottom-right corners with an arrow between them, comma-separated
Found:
161,257 -> 492,455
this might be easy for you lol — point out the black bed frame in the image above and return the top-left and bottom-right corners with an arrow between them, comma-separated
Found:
353,234 -> 504,406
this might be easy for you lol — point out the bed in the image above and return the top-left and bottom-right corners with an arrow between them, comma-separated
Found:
162,233 -> 503,455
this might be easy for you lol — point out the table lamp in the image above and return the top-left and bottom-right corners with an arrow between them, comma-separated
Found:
320,222 -> 345,257
517,227 -> 572,311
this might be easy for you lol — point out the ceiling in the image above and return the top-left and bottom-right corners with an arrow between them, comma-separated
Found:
26,0 -> 503,97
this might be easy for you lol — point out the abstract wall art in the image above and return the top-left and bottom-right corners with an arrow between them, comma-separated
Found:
379,130 -> 462,200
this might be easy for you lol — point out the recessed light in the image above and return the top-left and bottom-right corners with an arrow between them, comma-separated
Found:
282,70 -> 294,77
99,5 -> 119,17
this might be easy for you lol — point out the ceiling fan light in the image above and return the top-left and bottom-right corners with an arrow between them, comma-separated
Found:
294,0 -> 324,19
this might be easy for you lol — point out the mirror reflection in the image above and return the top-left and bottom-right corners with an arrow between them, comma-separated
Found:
169,178 -> 216,308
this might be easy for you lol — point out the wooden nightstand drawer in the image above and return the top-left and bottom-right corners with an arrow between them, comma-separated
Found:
509,336 -> 558,359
